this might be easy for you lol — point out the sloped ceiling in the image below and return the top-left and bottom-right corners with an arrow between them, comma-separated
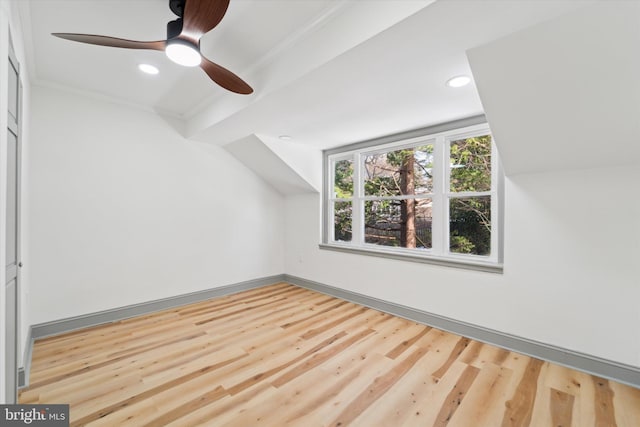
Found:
186,0 -> 592,149
224,135 -> 319,195
468,1 -> 640,176
19,0 -> 593,154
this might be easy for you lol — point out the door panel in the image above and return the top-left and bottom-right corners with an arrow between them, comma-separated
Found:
8,55 -> 18,123
4,128 -> 19,403
4,45 -> 20,404
4,279 -> 17,401
6,130 -> 17,272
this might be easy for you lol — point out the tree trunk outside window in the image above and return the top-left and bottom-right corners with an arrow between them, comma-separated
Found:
400,151 -> 416,248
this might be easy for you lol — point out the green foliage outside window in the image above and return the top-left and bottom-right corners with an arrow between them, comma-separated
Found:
334,160 -> 353,241
450,135 -> 492,192
332,134 -> 493,256
334,160 -> 353,198
449,135 -> 492,255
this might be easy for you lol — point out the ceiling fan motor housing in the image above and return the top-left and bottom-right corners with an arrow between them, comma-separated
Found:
169,0 -> 186,17
167,18 -> 183,40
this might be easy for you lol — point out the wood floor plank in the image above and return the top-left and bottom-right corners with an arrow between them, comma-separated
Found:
164,382 -> 275,427
431,337 -> 471,380
269,328 -> 376,390
395,360 -> 471,427
542,361 -> 584,397
432,364 -> 480,426
446,362 -> 513,427
458,339 -> 484,365
593,376 -> 618,427
385,324 -> 432,359
348,346 -> 450,427
329,346 -> 430,426
573,369 -> 598,427
550,387 -> 575,427
611,380 -> 640,427
142,385 -> 228,427
71,352 -> 246,426
528,363 -> 555,427
278,353 -> 394,427
18,283 -> 640,427
501,358 -> 545,427
28,331 -> 207,389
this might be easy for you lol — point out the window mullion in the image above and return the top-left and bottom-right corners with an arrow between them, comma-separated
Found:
352,152 -> 364,245
327,159 -> 335,242
431,135 -> 446,255
490,141 -> 501,263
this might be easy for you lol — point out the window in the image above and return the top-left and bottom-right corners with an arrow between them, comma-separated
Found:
322,118 -> 502,272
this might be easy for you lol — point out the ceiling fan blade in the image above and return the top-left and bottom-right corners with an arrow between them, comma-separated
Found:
52,33 -> 166,51
181,0 -> 230,41
200,57 -> 253,94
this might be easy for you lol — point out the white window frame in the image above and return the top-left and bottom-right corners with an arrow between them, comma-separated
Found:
321,117 -> 503,273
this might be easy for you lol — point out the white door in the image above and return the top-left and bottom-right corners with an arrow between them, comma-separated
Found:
4,42 -> 21,404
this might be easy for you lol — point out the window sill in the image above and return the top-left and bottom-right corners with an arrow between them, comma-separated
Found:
318,243 -> 503,274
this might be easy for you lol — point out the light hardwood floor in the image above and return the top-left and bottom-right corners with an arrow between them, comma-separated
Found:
20,283 -> 640,426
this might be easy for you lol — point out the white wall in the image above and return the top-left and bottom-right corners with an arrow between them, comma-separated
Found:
27,85 -> 284,325
284,165 -> 640,367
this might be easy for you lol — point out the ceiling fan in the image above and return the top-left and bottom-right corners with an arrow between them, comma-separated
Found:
52,0 -> 253,95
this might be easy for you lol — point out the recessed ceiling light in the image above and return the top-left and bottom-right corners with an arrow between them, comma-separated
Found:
446,75 -> 471,88
138,64 -> 159,75
279,135 -> 292,141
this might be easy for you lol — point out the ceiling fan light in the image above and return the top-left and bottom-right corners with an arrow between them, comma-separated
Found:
165,40 -> 201,67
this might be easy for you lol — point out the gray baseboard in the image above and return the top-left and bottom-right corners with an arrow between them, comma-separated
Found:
17,325 -> 31,389
17,367 -> 25,388
19,273 -> 640,391
19,275 -> 286,388
283,274 -> 640,389
30,275 -> 286,340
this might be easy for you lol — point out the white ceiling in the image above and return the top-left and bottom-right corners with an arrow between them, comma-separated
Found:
20,0 -> 594,149
24,0 -> 338,114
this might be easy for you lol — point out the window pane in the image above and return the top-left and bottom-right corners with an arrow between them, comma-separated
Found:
334,201 -> 352,242
450,135 -> 492,192
364,199 -> 432,249
334,159 -> 353,198
364,145 -> 433,196
449,196 -> 491,255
